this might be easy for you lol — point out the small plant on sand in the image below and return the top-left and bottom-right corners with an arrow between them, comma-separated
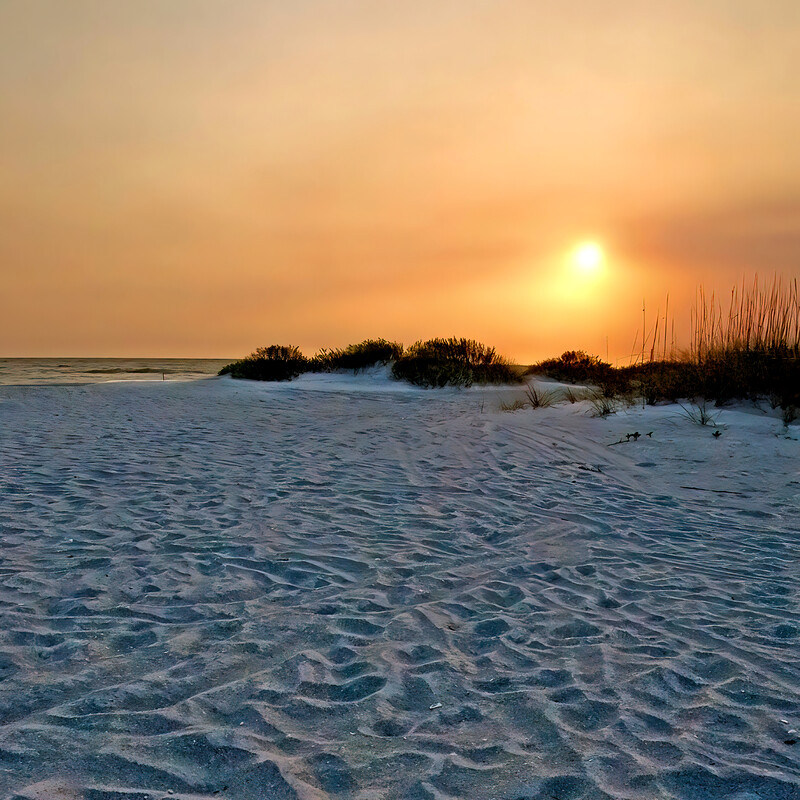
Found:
562,386 -> 589,404
311,339 -> 403,373
500,398 -> 528,412
392,338 -> 522,388
525,384 -> 557,408
677,400 -> 718,427
588,391 -> 617,417
219,345 -> 308,381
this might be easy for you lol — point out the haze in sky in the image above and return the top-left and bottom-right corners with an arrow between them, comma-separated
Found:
1,1 -> 798,361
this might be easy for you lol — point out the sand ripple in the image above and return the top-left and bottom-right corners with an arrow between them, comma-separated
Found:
0,381 -> 798,798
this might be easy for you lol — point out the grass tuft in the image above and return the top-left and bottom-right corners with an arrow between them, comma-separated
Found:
562,386 -> 590,404
525,384 -> 558,408
500,399 -> 528,412
588,391 -> 617,417
677,400 -> 718,427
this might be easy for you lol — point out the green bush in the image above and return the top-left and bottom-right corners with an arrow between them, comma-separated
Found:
392,337 -> 522,387
311,339 -> 403,373
219,345 -> 308,381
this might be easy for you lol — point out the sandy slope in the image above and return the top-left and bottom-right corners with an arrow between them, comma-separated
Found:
0,375 -> 798,799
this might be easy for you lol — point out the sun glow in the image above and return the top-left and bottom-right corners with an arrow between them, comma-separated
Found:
572,242 -> 605,273
546,239 -> 610,307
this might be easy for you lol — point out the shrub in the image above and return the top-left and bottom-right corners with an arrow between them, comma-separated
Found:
392,337 -> 522,387
219,345 -> 308,381
618,361 -> 700,404
529,350 -> 615,385
311,339 -> 403,373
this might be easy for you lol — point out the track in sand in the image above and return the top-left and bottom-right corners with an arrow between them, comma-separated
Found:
0,378 -> 798,798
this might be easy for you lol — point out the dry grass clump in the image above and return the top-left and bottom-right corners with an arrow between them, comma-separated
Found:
588,391 -> 618,417
677,400 -> 719,427
500,384 -> 559,412
525,384 -> 558,408
499,398 -> 528,412
392,338 -> 522,387
562,386 -> 591,404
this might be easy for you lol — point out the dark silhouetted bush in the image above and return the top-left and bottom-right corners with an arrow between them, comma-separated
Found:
392,337 -> 522,387
528,350 -> 614,385
684,274 -> 799,409
691,351 -> 799,408
219,345 -> 308,381
311,339 -> 403,373
530,350 -> 799,413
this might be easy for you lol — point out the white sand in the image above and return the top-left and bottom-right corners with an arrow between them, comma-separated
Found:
0,373 -> 798,799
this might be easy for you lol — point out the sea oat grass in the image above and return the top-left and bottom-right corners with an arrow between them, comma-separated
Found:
688,275 -> 799,405
531,276 -> 799,411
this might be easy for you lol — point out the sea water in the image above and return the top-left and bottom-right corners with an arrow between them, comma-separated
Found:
0,358 -> 232,386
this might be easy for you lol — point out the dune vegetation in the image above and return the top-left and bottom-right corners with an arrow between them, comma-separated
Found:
529,276 -> 799,418
219,339 -> 401,383
309,338 -> 403,374
220,277 -> 797,416
391,337 -> 522,387
218,345 -> 307,382
220,337 -> 523,388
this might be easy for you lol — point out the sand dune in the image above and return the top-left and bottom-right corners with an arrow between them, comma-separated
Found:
0,375 -> 798,798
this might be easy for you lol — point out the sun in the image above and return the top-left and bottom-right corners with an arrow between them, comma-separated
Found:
551,239 -> 609,305
571,241 -> 604,273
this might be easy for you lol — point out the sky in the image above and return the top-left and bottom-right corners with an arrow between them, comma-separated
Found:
1,0 -> 798,361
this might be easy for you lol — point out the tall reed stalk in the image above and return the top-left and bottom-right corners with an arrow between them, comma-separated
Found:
691,275 -> 800,363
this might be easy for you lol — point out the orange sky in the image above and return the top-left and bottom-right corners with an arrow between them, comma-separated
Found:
1,1 -> 798,362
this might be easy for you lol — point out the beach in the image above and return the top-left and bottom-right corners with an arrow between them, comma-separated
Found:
1,373 -> 798,799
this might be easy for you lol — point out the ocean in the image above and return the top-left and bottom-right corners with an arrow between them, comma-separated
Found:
0,358 -> 232,386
